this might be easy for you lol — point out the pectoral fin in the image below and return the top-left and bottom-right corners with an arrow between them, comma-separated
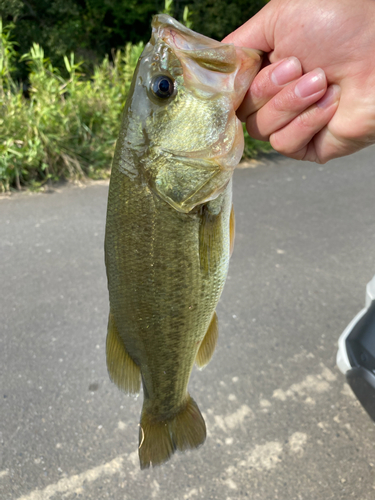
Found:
230,204 -> 235,257
196,312 -> 219,369
106,312 -> 141,394
199,204 -> 223,274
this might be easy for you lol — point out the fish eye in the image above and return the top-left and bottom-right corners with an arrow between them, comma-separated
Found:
150,75 -> 175,99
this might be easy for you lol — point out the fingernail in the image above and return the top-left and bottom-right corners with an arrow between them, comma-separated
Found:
271,57 -> 302,86
317,84 -> 340,108
295,68 -> 326,98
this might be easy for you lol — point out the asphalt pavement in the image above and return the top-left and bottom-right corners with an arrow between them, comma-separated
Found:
1,147 -> 375,500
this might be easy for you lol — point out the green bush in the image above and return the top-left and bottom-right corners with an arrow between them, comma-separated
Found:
0,19 -> 144,191
243,125 -> 273,159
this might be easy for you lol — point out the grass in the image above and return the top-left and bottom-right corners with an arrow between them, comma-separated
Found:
243,127 -> 273,159
0,19 -> 271,192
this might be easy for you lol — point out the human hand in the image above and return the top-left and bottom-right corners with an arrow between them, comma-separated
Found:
224,0 -> 375,163
236,56 -> 339,162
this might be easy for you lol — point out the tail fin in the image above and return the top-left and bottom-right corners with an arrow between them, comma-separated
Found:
138,394 -> 206,469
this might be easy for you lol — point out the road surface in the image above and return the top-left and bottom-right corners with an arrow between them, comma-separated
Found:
1,148 -> 375,499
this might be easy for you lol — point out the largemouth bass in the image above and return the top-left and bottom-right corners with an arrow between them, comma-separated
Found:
105,14 -> 262,469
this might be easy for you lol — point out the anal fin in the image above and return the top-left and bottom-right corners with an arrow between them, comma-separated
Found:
106,312 -> 141,394
196,312 -> 219,369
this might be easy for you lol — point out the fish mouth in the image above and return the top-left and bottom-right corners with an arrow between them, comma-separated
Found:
151,14 -> 262,110
153,14 -> 262,58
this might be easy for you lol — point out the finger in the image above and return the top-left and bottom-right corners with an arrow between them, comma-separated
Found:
237,57 -> 302,121
268,85 -> 341,162
313,89 -> 375,162
246,68 -> 327,141
308,126 -> 352,163
222,2 -> 275,52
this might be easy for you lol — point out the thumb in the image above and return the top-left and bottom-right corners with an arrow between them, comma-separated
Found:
222,2 -> 275,52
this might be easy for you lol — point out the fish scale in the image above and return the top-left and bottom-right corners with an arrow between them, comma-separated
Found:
105,14 -> 262,468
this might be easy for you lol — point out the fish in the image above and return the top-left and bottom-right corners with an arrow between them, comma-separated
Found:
104,14 -> 262,469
